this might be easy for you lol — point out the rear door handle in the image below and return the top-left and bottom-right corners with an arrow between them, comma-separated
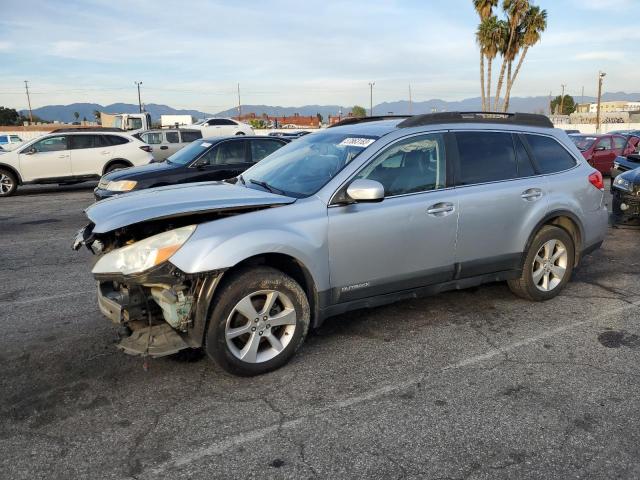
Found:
427,202 -> 455,216
160,146 -> 168,150
521,188 -> 543,201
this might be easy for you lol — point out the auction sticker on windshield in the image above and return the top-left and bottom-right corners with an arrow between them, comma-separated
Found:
339,138 -> 376,148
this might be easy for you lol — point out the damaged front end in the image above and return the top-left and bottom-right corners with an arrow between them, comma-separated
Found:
72,181 -> 297,358
611,169 -> 640,227
75,222 -> 222,358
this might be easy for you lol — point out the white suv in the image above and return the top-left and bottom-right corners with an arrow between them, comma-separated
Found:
190,118 -> 254,137
0,130 -> 153,197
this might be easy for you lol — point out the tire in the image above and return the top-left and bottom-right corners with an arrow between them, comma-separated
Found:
508,225 -> 575,301
105,161 -> 130,174
205,266 -> 310,376
0,169 -> 18,197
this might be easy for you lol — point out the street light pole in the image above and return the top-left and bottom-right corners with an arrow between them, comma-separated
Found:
135,81 -> 143,113
368,82 -> 375,116
596,72 -> 606,133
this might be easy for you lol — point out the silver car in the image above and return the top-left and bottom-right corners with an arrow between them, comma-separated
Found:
136,128 -> 203,161
74,112 -> 609,376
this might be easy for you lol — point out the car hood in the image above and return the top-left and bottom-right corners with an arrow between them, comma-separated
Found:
101,161 -> 179,182
618,167 -> 640,185
86,181 -> 296,233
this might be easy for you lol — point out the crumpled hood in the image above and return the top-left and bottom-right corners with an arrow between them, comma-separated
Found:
86,181 -> 296,233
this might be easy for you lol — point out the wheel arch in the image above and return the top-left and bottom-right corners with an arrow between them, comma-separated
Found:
0,163 -> 23,185
102,158 -> 133,175
523,210 -> 584,267
188,252 -> 320,349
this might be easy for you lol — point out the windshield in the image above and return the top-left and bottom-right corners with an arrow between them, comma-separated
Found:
570,135 -> 597,151
166,140 -> 213,165
243,131 -> 379,198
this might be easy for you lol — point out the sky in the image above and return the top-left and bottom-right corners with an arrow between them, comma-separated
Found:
1,0 -> 638,113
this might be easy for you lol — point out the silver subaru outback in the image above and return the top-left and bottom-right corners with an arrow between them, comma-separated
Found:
74,112 -> 608,376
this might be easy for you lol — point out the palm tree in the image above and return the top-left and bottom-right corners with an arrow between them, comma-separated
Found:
503,5 -> 547,111
477,16 -> 503,112
493,0 -> 529,110
474,0 -> 498,110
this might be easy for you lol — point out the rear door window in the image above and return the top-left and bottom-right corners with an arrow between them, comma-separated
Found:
141,132 -> 162,144
250,139 -> 284,163
165,131 -> 180,143
180,131 -> 202,142
514,134 -> 536,177
524,134 -> 577,174
596,138 -> 612,150
454,131 -> 517,185
69,135 -> 99,150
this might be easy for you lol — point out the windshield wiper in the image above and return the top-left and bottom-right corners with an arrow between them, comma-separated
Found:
249,179 -> 285,195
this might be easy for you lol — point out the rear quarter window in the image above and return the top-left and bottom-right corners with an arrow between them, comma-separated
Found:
104,135 -> 129,146
524,135 -> 577,174
180,131 -> 202,142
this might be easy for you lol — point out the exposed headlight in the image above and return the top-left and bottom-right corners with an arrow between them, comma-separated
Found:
92,225 -> 196,275
106,180 -> 137,192
613,162 -> 620,169
613,177 -> 632,192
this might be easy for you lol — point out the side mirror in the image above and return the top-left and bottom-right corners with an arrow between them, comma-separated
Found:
24,147 -> 37,155
346,179 -> 384,203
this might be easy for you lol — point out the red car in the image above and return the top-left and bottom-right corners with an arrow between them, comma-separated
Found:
569,134 -> 639,175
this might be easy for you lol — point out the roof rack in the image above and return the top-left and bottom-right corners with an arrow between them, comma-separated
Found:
49,127 -> 125,133
397,111 -> 553,129
328,115 -> 410,128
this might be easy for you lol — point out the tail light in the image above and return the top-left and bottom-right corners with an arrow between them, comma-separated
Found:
588,171 -> 604,191
140,145 -> 153,153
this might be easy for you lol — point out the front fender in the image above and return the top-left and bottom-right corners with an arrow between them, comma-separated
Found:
169,198 -> 330,292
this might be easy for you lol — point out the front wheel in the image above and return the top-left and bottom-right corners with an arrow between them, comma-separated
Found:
205,267 -> 310,376
0,169 -> 17,197
508,225 -> 575,301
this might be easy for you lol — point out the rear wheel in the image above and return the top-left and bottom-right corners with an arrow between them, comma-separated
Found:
205,267 -> 310,376
508,225 -> 575,301
0,169 -> 17,197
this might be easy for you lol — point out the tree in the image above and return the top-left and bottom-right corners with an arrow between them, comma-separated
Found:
474,0 -> 498,110
352,105 -> 367,118
73,111 -> 80,122
0,106 -> 21,126
550,94 -> 576,115
316,113 -> 323,124
473,0 -> 547,112
477,16 -> 503,111
503,5 -> 547,110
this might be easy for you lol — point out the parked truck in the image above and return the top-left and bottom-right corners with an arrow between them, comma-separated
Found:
100,112 -> 151,134
161,115 -> 193,127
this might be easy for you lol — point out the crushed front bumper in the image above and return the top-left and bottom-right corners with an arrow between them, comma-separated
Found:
611,188 -> 640,226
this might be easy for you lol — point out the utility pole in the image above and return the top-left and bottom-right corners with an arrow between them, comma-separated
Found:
237,83 -> 242,119
559,84 -> 566,115
596,71 -> 606,133
548,91 -> 552,115
368,82 -> 375,116
134,81 -> 143,113
408,84 -> 412,115
24,80 -> 33,124
581,86 -> 584,105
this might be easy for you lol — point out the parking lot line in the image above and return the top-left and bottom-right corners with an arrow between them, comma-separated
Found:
145,298 -> 640,477
0,290 -> 95,306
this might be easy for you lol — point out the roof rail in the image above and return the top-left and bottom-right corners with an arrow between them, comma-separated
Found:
328,115 -> 410,128
397,111 -> 554,129
49,127 -> 125,133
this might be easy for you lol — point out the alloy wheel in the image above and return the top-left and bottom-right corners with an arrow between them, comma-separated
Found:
225,290 -> 297,363
532,239 -> 568,292
0,173 -> 14,195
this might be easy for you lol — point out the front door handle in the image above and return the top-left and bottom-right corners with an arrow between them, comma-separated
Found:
160,146 -> 168,150
521,188 -> 543,201
427,202 -> 455,216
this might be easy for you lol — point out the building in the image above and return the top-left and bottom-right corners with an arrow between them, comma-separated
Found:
234,112 -> 320,128
587,101 -> 640,114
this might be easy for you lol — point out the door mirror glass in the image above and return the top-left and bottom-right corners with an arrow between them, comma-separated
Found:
346,179 -> 384,202
25,147 -> 37,155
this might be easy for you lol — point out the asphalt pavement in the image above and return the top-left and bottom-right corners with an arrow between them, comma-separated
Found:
1,183 -> 639,480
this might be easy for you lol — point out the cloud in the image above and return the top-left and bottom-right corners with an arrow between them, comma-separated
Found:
575,51 -> 626,61
0,41 -> 12,51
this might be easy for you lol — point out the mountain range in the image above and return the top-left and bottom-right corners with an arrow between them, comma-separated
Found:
19,92 -> 640,123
